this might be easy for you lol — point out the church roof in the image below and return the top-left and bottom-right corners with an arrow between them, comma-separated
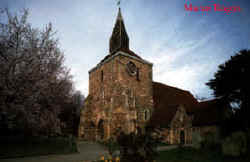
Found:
149,82 -> 198,127
149,82 -> 225,128
100,48 -> 141,63
89,48 -> 152,74
192,99 -> 226,126
152,82 -> 198,113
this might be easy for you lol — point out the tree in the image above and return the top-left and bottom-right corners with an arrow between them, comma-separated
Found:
59,91 -> 84,136
206,49 -> 250,131
0,9 -> 74,136
72,90 -> 85,117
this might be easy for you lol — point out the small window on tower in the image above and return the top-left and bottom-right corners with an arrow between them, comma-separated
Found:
101,70 -> 104,82
148,71 -> 152,80
136,68 -> 140,81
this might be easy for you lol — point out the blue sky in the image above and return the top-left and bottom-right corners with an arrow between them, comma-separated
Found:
1,0 -> 250,99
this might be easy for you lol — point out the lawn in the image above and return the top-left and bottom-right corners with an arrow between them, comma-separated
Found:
157,147 -> 250,162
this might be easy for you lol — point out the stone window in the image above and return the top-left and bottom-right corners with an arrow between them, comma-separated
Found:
102,90 -> 105,99
137,111 -> 143,121
98,119 -> 104,140
148,71 -> 152,80
127,61 -> 137,76
144,109 -> 150,121
125,93 -> 129,108
136,68 -> 140,81
144,110 -> 148,121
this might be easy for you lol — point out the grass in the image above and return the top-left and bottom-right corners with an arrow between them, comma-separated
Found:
157,147 -> 250,162
157,142 -> 170,147
0,136 -> 78,159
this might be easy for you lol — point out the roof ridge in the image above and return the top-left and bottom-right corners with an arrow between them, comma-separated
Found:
153,81 -> 193,94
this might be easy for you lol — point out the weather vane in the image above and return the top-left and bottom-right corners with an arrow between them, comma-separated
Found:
117,0 -> 121,8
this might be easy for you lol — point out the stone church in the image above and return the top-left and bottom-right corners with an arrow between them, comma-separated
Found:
78,8 -> 226,144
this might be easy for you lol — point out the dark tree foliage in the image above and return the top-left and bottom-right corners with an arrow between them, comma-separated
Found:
0,9 -> 80,136
59,91 -> 85,136
206,49 -> 250,132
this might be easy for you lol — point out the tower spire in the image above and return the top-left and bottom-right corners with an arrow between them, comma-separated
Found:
109,7 -> 129,54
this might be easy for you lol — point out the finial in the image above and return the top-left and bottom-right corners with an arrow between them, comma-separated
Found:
117,2 -> 123,20
117,0 -> 121,8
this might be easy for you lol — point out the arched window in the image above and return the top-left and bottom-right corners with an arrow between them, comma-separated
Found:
180,130 -> 185,144
144,110 -> 148,121
136,68 -> 140,81
98,119 -> 105,139
144,109 -> 150,121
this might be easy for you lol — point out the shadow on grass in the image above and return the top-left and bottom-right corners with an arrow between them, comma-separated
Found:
157,147 -> 250,162
0,136 -> 78,159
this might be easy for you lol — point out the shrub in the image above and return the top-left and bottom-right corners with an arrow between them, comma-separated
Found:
222,131 -> 247,157
106,138 -> 119,156
201,132 -> 220,150
247,130 -> 250,151
117,128 -> 160,162
192,131 -> 202,150
68,135 -> 78,153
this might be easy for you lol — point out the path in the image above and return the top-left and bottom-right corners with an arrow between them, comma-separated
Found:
157,144 -> 193,151
1,141 -> 108,162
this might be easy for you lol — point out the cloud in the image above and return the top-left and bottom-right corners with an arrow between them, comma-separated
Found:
145,29 -> 218,98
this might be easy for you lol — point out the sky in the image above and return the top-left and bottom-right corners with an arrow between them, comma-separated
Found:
1,0 -> 250,100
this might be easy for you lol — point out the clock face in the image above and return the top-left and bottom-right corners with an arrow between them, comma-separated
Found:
126,61 -> 137,76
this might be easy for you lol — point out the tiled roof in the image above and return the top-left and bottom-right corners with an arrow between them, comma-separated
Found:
149,82 -> 198,127
149,82 -> 225,127
152,82 -> 198,112
100,48 -> 141,63
192,99 -> 225,126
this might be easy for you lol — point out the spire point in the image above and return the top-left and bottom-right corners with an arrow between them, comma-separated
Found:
117,7 -> 123,20
109,3 -> 129,54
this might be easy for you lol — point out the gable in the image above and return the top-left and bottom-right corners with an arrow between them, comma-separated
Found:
170,105 -> 192,128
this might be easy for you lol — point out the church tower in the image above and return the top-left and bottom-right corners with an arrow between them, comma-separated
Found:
79,8 -> 154,141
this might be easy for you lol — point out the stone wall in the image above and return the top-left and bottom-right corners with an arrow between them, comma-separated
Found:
79,52 -> 154,141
